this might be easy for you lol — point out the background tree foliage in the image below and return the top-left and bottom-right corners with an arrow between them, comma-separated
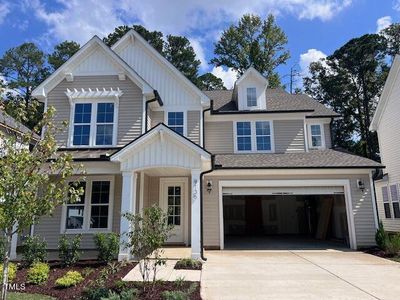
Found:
304,34 -> 389,160
196,73 -> 226,90
48,40 -> 80,71
380,23 -> 400,61
211,14 -> 290,88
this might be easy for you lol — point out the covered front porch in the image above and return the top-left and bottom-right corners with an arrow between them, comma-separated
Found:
111,124 -> 211,260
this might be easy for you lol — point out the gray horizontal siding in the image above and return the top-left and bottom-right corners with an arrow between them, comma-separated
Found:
150,111 -> 164,128
205,121 -> 234,153
324,123 -> 332,149
33,175 -> 122,250
47,75 -> 143,147
187,110 -> 200,145
274,120 -> 305,153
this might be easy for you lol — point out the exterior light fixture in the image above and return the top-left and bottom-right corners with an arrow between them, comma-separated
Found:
206,180 -> 213,193
357,179 -> 365,191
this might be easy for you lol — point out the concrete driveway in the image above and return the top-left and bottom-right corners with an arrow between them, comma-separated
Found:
201,250 -> 400,300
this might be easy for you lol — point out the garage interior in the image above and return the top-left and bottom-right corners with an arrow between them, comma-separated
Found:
223,188 -> 349,250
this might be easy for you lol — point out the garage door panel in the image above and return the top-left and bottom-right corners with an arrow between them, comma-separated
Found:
223,186 -> 344,196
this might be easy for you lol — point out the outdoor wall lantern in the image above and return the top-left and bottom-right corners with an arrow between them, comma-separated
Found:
357,179 -> 365,191
206,180 -> 213,193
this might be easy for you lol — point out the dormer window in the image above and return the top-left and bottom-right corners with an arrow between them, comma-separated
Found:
247,87 -> 257,107
308,123 -> 325,150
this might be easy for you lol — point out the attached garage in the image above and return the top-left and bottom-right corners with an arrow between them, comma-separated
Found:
218,180 -> 357,250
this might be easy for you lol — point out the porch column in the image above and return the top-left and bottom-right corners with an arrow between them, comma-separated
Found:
118,171 -> 137,261
191,169 -> 201,259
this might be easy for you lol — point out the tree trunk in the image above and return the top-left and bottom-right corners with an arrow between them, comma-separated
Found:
1,231 -> 12,300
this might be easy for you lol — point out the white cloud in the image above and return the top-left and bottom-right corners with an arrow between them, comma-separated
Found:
299,48 -> 327,77
0,1 -> 10,24
211,66 -> 238,89
27,0 -> 353,45
189,38 -> 209,71
376,16 -> 392,33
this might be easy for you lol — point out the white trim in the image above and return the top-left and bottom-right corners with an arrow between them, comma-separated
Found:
139,172 -> 145,214
68,99 -> 119,148
32,36 -> 154,100
307,122 -> 326,150
111,30 -> 210,106
209,168 -> 375,176
142,95 -> 146,134
236,67 -> 268,86
217,179 -> 357,250
60,175 -> 115,234
159,177 -> 189,245
199,110 -> 204,147
164,110 -> 187,137
234,120 -> 275,153
369,171 -> 379,229
206,113 -> 310,122
303,118 -> 309,152
65,88 -> 123,100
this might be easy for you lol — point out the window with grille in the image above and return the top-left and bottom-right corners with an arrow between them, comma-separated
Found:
390,184 -> 400,218
167,186 -> 181,226
382,186 -> 391,218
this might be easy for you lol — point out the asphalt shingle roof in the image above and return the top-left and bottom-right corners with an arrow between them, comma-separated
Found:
0,109 -> 40,140
54,148 -> 120,161
214,149 -> 383,169
203,89 -> 339,117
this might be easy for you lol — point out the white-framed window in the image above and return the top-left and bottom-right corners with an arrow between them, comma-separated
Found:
62,176 -> 114,233
382,186 -> 391,219
70,100 -> 118,147
247,87 -> 257,107
234,120 -> 274,153
167,111 -> 185,135
390,184 -> 400,218
308,123 -> 325,149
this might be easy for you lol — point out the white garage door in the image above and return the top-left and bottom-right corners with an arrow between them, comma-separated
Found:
223,186 -> 344,196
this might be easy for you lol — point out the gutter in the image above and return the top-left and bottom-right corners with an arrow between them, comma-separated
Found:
202,100 -> 212,146
144,90 -> 163,132
199,155 -> 215,261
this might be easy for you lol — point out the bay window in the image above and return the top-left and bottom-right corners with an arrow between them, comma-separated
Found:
71,101 -> 117,147
235,121 -> 273,152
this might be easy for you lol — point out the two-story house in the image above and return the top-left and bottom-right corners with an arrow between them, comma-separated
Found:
29,30 -> 382,260
370,55 -> 400,233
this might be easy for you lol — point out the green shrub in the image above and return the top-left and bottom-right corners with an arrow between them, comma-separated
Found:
58,234 -> 82,267
82,287 -> 109,300
385,234 -> 400,256
55,271 -> 84,288
375,222 -> 388,250
161,290 -> 187,300
175,258 -> 202,270
0,263 -> 17,283
27,262 -> 50,285
22,236 -> 47,266
94,233 -> 120,264
101,289 -> 138,300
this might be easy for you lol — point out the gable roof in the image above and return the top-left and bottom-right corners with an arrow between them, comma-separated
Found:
32,36 -> 154,100
236,67 -> 268,86
203,89 -> 340,117
111,29 -> 210,106
111,123 -> 211,162
370,55 -> 400,131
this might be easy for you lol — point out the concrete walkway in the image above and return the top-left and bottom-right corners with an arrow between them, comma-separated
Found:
201,250 -> 400,300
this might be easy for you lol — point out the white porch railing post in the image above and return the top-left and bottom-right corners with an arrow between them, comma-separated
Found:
118,171 -> 137,261
191,169 -> 201,259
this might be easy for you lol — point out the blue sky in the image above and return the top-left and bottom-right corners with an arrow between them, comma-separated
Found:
0,0 -> 399,89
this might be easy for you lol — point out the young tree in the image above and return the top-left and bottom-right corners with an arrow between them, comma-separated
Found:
211,14 -> 290,88
380,23 -> 400,61
48,41 -> 80,71
164,35 -> 201,84
304,34 -> 389,159
123,206 -> 172,290
196,73 -> 226,90
0,43 -> 49,128
0,106 -> 84,300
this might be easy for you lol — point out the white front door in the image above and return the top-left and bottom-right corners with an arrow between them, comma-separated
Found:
159,178 -> 188,244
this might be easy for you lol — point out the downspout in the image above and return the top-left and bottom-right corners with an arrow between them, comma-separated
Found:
202,100 -> 213,147
372,168 -> 383,226
200,155 -> 214,261
144,90 -> 163,132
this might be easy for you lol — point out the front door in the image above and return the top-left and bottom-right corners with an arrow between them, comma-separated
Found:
159,178 -> 187,244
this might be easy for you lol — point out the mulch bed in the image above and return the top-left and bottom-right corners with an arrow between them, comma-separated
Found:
14,260 -> 202,299
174,262 -> 202,271
363,247 -> 400,262
14,260 -> 135,300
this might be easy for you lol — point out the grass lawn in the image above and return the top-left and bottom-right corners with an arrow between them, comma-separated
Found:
8,293 -> 56,300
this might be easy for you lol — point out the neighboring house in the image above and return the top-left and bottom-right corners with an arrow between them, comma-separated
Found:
370,55 -> 400,232
30,30 -> 382,260
0,109 -> 40,259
